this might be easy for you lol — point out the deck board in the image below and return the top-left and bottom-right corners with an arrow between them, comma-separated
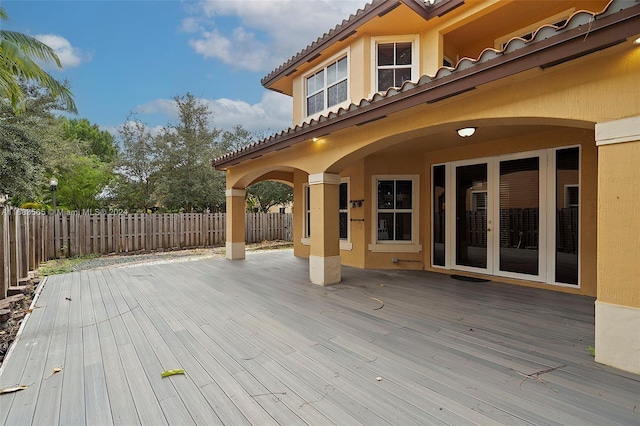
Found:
1,250 -> 639,425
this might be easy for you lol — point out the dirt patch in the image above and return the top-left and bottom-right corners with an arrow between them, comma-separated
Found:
0,285 -> 36,368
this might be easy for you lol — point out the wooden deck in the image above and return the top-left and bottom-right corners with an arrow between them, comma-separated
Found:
1,250 -> 638,425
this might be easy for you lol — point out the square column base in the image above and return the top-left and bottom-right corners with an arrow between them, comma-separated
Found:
226,241 -> 245,260
309,255 -> 341,285
595,301 -> 640,374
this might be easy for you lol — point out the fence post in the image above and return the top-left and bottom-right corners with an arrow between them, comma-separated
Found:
0,208 -> 8,299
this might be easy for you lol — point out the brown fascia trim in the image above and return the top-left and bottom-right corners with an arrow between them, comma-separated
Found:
260,0 -> 456,88
215,5 -> 640,169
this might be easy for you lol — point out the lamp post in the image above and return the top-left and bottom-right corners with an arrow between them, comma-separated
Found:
50,178 -> 58,214
50,178 -> 58,258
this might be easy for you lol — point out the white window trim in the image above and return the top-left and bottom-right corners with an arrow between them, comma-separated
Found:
339,177 -> 352,251
370,35 -> 420,97
369,174 -> 422,253
303,47 -> 351,121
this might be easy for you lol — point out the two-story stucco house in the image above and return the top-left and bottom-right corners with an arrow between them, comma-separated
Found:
213,0 -> 640,374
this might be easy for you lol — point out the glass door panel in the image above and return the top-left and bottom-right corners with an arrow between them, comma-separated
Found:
555,147 -> 579,284
455,163 -> 488,269
499,157 -> 540,276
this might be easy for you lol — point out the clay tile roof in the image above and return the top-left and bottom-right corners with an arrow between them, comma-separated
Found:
214,0 -> 639,168
261,0 -> 386,88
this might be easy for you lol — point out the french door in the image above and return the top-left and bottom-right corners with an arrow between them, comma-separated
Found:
450,152 -> 546,281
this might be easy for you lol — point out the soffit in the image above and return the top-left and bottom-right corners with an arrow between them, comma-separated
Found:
444,1 -> 610,49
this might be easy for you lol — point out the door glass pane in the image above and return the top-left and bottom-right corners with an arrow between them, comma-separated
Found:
556,147 -> 579,284
456,164 -> 487,268
499,157 -> 539,276
433,165 -> 446,266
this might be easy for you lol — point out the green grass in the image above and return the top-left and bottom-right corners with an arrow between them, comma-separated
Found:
38,254 -> 101,276
587,345 -> 596,357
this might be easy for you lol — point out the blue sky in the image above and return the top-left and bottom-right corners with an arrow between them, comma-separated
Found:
1,0 -> 366,136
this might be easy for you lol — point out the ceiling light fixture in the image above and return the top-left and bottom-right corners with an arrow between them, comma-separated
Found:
457,127 -> 476,137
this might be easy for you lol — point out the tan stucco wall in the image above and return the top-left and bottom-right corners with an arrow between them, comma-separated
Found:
226,42 -> 639,192
597,140 -> 640,308
340,160 -> 366,268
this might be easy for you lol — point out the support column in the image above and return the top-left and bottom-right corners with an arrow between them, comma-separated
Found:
225,188 -> 246,260
308,173 -> 341,285
594,116 -> 640,374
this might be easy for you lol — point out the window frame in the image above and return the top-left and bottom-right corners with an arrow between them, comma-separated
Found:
370,35 -> 420,96
303,48 -> 350,120
369,174 -> 422,253
301,184 -> 311,245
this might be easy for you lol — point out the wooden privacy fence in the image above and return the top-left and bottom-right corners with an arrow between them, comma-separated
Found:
1,207 -> 293,299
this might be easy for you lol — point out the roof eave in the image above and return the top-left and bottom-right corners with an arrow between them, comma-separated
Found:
217,3 -> 640,170
261,0 -> 454,89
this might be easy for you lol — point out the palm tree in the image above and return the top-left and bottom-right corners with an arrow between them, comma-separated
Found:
0,7 -> 77,114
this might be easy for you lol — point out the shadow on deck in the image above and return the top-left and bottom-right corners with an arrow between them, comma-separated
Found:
1,250 -> 638,425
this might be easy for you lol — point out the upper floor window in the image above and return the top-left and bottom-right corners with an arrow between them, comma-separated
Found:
306,56 -> 348,117
377,42 -> 412,91
372,35 -> 419,94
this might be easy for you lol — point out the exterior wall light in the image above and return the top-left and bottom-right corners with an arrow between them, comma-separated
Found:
634,36 -> 640,45
457,127 -> 476,137
312,137 -> 319,142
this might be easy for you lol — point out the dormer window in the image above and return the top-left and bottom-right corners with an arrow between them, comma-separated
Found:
372,35 -> 420,94
306,56 -> 348,117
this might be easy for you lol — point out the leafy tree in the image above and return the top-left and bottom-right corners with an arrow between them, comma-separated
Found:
0,82 -> 63,202
113,116 -> 159,211
0,7 -> 76,114
53,154 -> 112,210
154,93 -> 223,212
218,124 -> 256,154
247,181 -> 293,213
62,118 -> 118,162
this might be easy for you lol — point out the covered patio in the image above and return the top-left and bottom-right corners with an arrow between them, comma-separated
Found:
1,250 -> 638,425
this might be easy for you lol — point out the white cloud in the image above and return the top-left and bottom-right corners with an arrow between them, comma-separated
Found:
135,91 -> 292,135
34,34 -> 91,68
184,0 -> 366,71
